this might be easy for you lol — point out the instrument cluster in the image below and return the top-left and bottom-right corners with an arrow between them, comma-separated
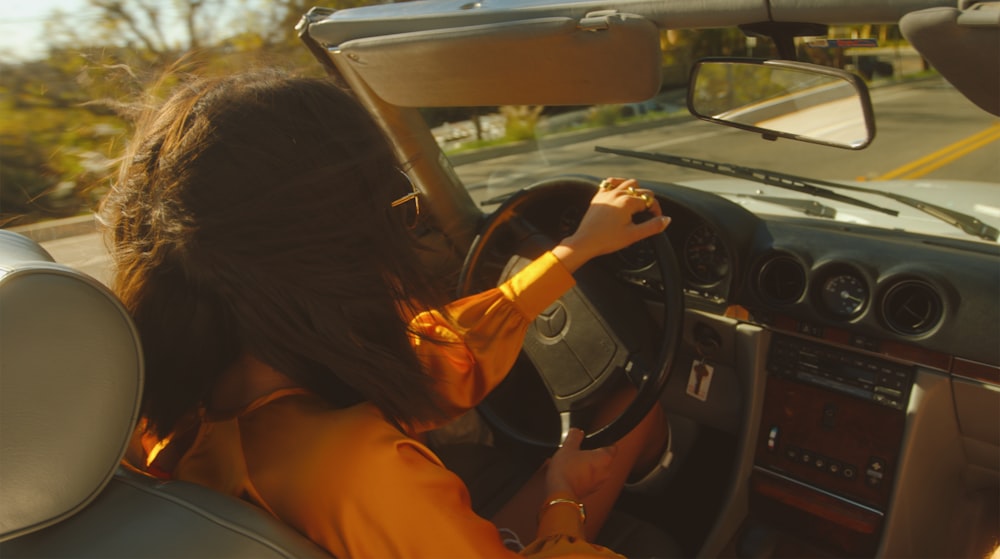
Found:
610,214 -> 732,297
548,189 -> 734,301
609,219 -> 733,289
682,223 -> 730,287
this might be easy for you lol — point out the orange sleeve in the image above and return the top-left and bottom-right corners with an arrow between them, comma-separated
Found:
218,396 -> 623,559
280,413 -> 622,558
408,251 -> 575,425
316,440 -> 525,558
237,402 -> 511,559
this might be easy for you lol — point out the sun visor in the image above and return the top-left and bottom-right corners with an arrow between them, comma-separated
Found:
900,4 -> 1000,116
334,13 -> 662,107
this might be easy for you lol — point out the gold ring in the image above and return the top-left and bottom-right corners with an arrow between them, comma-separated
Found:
626,185 -> 637,195
599,178 -> 614,190
639,192 -> 654,209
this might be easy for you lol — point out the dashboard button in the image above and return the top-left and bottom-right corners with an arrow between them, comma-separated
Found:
784,446 -> 799,461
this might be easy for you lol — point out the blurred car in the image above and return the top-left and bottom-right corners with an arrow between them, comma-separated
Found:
3,0 -> 998,558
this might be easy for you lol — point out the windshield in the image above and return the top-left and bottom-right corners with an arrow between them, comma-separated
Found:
425,33 -> 1000,244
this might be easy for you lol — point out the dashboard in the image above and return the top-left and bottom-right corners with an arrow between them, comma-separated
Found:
642,179 -> 1000,557
497,176 -> 999,368
489,176 -> 1000,556
506,177 -> 998,366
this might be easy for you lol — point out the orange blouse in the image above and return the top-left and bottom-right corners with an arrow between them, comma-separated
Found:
147,252 -> 623,558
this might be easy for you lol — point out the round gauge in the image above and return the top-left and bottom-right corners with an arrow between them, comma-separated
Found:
616,238 -> 656,271
820,273 -> 869,318
684,224 -> 730,286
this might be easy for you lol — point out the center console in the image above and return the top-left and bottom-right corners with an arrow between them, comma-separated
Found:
744,332 -> 914,557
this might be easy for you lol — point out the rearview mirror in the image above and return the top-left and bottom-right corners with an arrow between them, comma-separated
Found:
687,58 -> 875,149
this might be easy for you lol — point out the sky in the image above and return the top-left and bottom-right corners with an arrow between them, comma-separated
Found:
0,0 -> 259,62
0,0 -> 93,61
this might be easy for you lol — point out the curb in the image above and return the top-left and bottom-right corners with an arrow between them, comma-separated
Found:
449,111 -> 695,169
9,214 -> 99,243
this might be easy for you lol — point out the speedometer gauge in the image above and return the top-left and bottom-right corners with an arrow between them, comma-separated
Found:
684,224 -> 729,286
820,273 -> 869,318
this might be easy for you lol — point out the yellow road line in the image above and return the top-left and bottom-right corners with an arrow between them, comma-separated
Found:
877,122 -> 1000,180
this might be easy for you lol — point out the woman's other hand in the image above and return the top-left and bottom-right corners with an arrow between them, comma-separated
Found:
544,428 -> 617,500
551,177 -> 671,273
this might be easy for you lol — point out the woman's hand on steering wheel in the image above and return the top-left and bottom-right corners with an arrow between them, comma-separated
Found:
545,428 -> 618,500
551,177 -> 672,273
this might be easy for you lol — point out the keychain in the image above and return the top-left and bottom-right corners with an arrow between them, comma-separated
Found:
686,356 -> 715,402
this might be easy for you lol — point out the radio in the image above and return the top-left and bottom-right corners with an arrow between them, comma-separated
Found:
767,334 -> 913,410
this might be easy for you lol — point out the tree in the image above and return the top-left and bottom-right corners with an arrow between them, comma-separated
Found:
0,59 -> 126,226
2,0 -> 379,226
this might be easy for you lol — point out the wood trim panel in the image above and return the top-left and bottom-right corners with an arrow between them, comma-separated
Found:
768,314 -> 952,371
952,357 -> 1000,385
749,470 -> 883,557
754,375 -> 906,511
751,470 -> 882,534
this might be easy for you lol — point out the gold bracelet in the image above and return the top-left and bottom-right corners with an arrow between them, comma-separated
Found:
540,497 -> 586,523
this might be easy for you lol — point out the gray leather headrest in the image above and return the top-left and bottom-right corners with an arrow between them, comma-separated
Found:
0,230 -> 143,542
0,229 -> 55,265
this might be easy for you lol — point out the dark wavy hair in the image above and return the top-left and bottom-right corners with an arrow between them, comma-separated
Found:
100,70 -> 449,438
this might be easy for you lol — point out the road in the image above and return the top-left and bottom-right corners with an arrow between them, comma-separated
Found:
40,78 -> 1000,286
460,79 -> 999,208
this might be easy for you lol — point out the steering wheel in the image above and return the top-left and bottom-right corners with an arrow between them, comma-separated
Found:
458,177 -> 684,450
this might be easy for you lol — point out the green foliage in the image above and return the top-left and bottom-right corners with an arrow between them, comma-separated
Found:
500,105 -> 544,142
0,0 -> 344,227
587,105 -> 624,128
0,62 -> 128,226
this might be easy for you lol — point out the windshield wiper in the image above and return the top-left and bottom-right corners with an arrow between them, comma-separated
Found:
724,194 -> 838,218
596,146 -> 898,216
596,146 -> 1000,242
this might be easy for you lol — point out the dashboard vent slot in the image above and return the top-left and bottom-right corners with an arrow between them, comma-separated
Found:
881,280 -> 943,335
757,255 -> 806,304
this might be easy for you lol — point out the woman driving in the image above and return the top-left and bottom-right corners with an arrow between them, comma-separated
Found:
107,70 -> 674,558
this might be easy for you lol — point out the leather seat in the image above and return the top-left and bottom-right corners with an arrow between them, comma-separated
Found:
0,229 -> 330,558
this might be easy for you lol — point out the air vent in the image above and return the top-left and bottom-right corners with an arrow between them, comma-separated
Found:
757,255 -> 806,304
881,280 -> 943,335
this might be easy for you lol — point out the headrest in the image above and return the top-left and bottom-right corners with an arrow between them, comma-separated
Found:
0,229 -> 56,265
0,230 -> 143,542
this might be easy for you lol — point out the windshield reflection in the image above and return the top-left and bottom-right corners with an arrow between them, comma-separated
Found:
431,76 -> 999,243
